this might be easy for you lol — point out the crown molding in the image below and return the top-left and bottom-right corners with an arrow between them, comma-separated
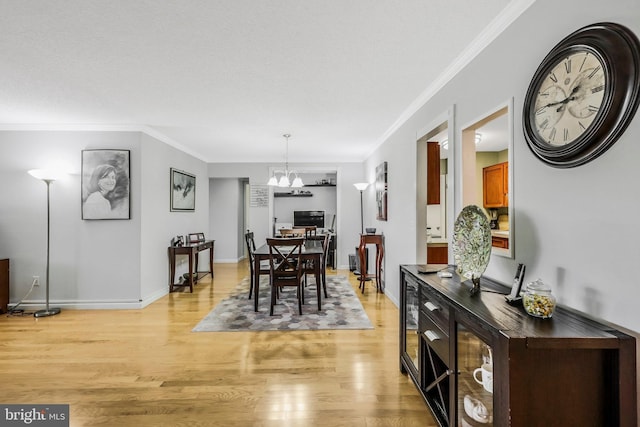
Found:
0,123 -> 207,161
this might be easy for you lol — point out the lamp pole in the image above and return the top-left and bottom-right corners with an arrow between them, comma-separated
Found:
34,179 -> 61,318
353,183 -> 369,234
29,169 -> 64,318
358,189 -> 364,234
353,183 -> 370,280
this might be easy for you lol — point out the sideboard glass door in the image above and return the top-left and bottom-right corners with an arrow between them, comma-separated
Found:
456,322 -> 494,426
404,276 -> 420,375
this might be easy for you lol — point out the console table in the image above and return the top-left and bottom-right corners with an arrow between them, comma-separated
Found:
358,233 -> 384,293
167,240 -> 214,292
400,264 -> 637,426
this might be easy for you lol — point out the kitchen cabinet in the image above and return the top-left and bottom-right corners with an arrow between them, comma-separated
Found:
483,162 -> 508,208
427,244 -> 448,264
399,265 -> 636,426
427,141 -> 441,205
491,236 -> 508,249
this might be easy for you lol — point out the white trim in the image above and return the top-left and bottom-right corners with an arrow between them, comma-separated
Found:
216,257 -> 244,263
11,299 -> 148,310
368,0 -> 535,157
0,123 -> 208,161
140,287 -> 170,308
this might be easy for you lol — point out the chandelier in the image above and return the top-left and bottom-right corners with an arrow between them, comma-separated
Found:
267,134 -> 304,188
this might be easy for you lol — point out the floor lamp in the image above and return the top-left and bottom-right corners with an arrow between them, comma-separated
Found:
353,183 -> 370,279
28,169 -> 65,318
353,182 -> 369,234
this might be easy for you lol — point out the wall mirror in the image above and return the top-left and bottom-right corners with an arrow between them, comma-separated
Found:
461,99 -> 514,258
416,107 -> 454,265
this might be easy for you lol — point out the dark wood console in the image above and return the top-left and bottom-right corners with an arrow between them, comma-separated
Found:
400,264 -> 636,426
358,234 -> 384,293
0,259 -> 8,313
168,240 -> 214,292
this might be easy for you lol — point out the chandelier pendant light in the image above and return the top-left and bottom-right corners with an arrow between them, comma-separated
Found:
268,134 -> 303,188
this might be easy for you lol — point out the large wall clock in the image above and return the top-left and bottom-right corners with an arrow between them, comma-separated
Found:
523,22 -> 640,168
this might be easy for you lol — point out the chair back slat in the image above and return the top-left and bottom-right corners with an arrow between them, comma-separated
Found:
245,231 -> 256,262
266,237 -> 303,275
266,237 -> 305,315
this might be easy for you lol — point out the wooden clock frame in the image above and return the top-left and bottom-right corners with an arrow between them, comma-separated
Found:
523,22 -> 640,168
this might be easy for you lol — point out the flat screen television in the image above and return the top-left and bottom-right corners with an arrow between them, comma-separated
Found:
293,210 -> 325,228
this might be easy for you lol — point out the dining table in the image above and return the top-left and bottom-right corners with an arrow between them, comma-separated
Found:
253,239 -> 324,312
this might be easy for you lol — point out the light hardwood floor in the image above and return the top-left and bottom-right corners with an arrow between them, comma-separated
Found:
0,261 -> 436,426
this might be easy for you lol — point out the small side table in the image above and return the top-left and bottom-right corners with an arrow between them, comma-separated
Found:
168,240 -> 215,292
358,234 -> 384,293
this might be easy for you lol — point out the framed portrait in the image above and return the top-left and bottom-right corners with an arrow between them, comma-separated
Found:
376,161 -> 388,221
170,168 -> 196,212
81,149 -> 131,220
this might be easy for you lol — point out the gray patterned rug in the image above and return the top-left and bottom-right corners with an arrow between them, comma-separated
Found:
192,275 -> 373,332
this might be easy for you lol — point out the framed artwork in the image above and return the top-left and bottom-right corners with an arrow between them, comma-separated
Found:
376,161 -> 388,221
81,149 -> 131,220
170,168 -> 196,212
188,232 -> 205,243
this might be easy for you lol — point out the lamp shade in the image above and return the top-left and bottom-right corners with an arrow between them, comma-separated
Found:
28,169 -> 67,181
354,182 -> 369,191
277,175 -> 290,187
291,176 -> 304,188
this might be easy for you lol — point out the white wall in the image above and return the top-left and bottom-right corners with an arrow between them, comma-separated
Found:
0,130 -> 209,309
363,0 -> 640,334
140,134 -> 210,302
210,178 -> 244,262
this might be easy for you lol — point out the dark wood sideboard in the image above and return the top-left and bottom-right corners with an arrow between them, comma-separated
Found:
400,264 -> 636,427
0,259 -> 8,313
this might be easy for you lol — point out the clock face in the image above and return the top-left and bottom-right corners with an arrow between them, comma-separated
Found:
523,23 -> 640,168
533,51 -> 607,146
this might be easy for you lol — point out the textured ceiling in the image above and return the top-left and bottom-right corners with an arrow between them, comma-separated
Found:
0,0 -> 523,163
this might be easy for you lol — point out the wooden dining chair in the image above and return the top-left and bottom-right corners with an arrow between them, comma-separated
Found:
266,237 -> 305,315
280,228 -> 304,238
319,233 -> 331,298
293,225 -> 317,238
245,230 -> 269,299
301,233 -> 328,299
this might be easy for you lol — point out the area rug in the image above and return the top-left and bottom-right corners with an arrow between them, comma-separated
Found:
192,275 -> 373,332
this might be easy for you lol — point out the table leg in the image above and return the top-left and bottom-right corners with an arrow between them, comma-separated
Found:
315,259 -> 322,311
254,256 -> 260,312
194,251 -> 199,284
375,245 -> 383,293
188,250 -> 194,293
209,243 -> 214,278
168,248 -> 176,292
358,238 -> 367,293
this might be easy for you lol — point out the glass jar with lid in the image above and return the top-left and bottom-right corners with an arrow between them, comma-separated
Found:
522,279 -> 556,318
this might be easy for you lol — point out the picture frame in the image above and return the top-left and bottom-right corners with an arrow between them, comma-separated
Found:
376,161 -> 388,221
81,149 -> 131,220
188,232 -> 205,244
170,168 -> 196,212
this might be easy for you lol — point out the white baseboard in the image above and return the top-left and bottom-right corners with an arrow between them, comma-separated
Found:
10,299 -> 146,310
216,257 -> 243,263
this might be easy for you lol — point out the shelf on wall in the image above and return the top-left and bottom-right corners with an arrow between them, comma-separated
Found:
304,184 -> 336,187
274,192 -> 313,197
